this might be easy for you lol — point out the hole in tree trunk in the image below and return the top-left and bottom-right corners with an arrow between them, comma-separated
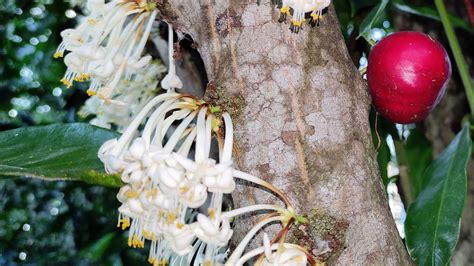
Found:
153,22 -> 209,98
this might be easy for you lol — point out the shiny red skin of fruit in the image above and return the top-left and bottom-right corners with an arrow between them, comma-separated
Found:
367,31 -> 452,124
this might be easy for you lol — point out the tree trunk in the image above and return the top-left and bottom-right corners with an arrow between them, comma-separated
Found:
160,1 -> 412,264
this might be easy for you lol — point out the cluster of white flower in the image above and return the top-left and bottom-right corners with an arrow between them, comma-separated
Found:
98,93 -> 231,264
98,90 -> 312,265
277,0 -> 331,33
79,60 -> 167,131
55,0 -> 158,101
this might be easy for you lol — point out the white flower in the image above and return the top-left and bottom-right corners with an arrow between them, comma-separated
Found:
164,222 -> 196,256
261,233 -> 307,266
156,164 -> 184,192
55,0 -> 158,99
79,60 -> 166,132
278,0 -> 331,33
177,179 -> 208,208
160,23 -> 183,91
128,138 -> 147,160
86,0 -> 107,14
173,153 -> 236,194
202,164 -> 235,193
98,138 -> 128,173
161,73 -> 183,91
141,189 -> 172,210
118,198 -> 145,218
194,214 -> 233,247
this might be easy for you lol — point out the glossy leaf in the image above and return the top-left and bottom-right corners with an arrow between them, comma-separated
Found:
358,0 -> 389,44
405,125 -> 472,266
392,0 -> 473,33
0,123 -> 121,187
80,233 -> 116,261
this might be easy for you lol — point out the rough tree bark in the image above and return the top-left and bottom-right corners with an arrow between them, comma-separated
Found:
160,1 -> 412,264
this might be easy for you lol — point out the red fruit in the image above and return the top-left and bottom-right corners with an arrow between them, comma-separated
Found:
367,31 -> 451,124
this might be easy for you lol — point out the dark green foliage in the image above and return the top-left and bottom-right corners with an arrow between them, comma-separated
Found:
405,125 -> 472,265
0,2 -> 144,264
0,123 -> 121,187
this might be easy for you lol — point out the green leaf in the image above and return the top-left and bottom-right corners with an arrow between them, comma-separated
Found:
348,0 -> 379,17
358,0 -> 389,45
0,123 -> 121,187
405,125 -> 472,266
80,232 -> 116,261
392,0 -> 473,33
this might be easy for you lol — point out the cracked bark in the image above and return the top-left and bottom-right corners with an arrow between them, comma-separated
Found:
160,1 -> 411,264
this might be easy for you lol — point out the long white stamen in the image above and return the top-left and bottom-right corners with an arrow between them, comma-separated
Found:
111,93 -> 178,155
141,99 -> 179,147
226,216 -> 284,265
221,113 -> 233,162
132,10 -> 158,58
204,113 -> 213,159
177,127 -> 197,155
233,169 -> 290,207
155,108 -> 190,144
163,111 -> 197,152
195,107 -> 208,162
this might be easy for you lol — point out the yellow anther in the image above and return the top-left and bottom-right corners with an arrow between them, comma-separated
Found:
79,73 -> 90,81
176,223 -> 184,229
87,19 -> 97,25
208,208 -> 216,220
166,212 -> 176,224
86,89 -> 96,96
203,261 -> 213,266
60,79 -> 73,88
131,235 -> 142,248
143,230 -> 151,239
146,188 -> 158,197
122,79 -> 129,85
311,13 -> 320,21
157,260 -> 168,266
179,186 -> 189,193
280,6 -> 290,15
53,51 -> 63,58
211,117 -> 221,132
291,19 -> 303,27
125,190 -> 139,198
118,218 -> 130,230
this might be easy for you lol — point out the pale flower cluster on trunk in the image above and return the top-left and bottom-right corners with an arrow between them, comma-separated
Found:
54,0 -> 339,265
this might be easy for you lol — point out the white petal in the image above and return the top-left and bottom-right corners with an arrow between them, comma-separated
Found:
128,198 -> 144,214
172,153 -> 198,172
129,170 -> 144,183
161,73 -> 183,90
196,214 -> 219,236
129,137 -> 146,160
